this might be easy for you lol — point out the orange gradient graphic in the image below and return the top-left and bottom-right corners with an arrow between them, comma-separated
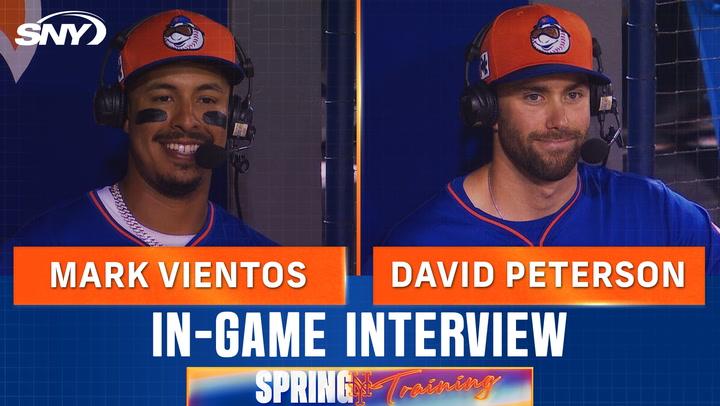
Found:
373,246 -> 705,305
14,246 -> 346,305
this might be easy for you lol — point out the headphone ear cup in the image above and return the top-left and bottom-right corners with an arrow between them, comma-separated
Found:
93,84 -> 126,128
589,83 -> 614,117
460,83 -> 498,128
589,83 -> 599,117
227,94 -> 255,140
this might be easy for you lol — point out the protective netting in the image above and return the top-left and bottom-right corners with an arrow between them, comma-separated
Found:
655,0 -> 720,223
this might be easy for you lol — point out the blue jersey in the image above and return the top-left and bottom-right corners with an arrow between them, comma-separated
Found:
385,164 -> 720,272
8,189 -> 276,247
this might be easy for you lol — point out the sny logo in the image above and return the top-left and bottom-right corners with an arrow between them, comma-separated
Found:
15,10 -> 106,46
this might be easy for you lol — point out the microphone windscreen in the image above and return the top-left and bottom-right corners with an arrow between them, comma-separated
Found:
195,144 -> 227,169
581,137 -> 610,165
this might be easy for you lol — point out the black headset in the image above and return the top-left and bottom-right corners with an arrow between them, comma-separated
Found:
92,14 -> 256,145
459,20 -> 615,129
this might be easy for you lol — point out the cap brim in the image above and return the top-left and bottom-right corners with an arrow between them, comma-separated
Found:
123,56 -> 245,86
491,64 -> 611,86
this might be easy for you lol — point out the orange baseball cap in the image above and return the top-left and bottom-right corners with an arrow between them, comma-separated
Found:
118,9 -> 244,85
478,4 -> 610,85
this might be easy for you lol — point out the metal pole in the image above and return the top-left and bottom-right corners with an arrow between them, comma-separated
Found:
627,0 -> 656,176
324,0 -> 355,266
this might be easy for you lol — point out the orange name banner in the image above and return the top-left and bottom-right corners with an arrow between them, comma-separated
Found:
373,247 -> 704,305
14,247 -> 346,305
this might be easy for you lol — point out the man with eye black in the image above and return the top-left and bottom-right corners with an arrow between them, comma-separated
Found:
8,10 -> 275,248
384,4 -> 719,272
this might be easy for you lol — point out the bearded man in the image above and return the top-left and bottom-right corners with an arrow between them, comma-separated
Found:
385,4 -> 719,272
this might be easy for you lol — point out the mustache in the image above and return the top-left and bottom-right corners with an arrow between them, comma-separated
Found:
153,131 -> 212,144
529,129 -> 585,141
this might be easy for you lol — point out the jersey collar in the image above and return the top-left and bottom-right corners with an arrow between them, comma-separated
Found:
447,171 -> 583,246
89,189 -> 216,246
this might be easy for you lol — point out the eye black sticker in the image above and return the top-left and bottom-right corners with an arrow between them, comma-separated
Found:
203,111 -> 228,128
135,109 -> 168,124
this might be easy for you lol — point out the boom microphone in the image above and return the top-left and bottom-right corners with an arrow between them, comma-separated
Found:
581,137 -> 610,165
196,143 -> 253,171
195,144 -> 228,169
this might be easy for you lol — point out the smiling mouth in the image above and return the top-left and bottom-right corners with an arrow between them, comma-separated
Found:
162,143 -> 200,156
532,137 -> 578,150
536,137 -> 575,142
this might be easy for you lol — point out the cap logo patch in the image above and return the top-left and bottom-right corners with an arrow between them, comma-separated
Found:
163,15 -> 204,51
530,15 -> 570,54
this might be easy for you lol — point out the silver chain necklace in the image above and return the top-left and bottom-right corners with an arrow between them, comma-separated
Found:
487,167 -> 505,220
110,183 -> 163,246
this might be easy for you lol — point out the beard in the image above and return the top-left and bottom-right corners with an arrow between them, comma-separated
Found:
139,165 -> 202,198
497,116 -> 586,182
130,130 -> 210,198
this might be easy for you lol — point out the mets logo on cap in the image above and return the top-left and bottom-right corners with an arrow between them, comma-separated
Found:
163,15 -> 204,51
530,15 -> 570,54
